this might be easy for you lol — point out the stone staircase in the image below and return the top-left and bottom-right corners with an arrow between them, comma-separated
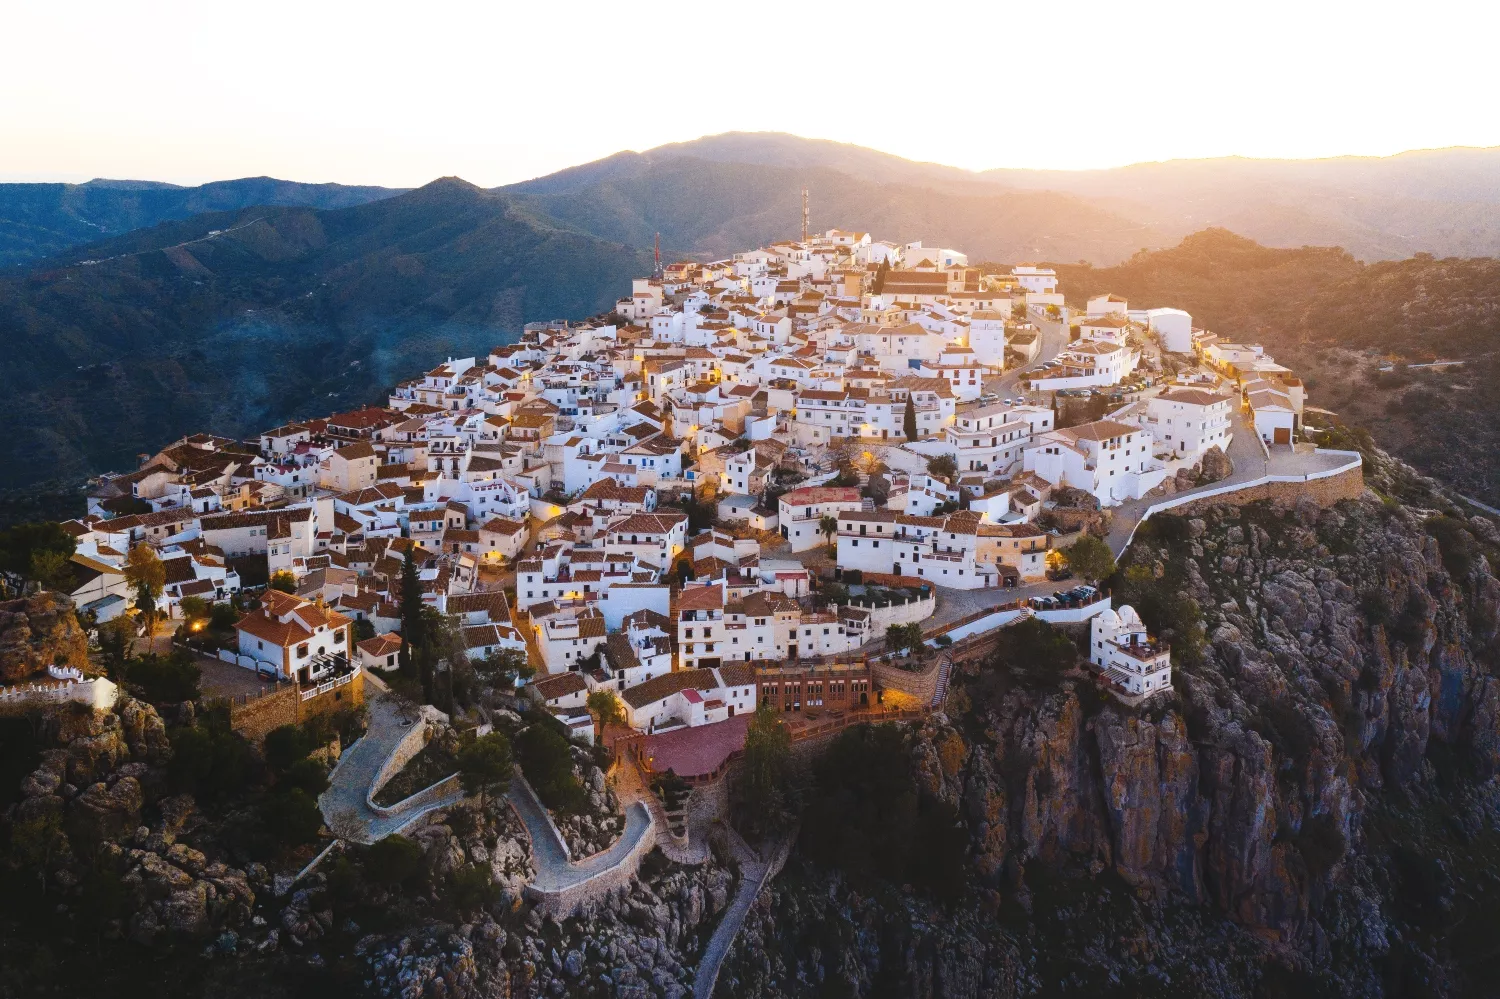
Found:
931,655 -> 954,707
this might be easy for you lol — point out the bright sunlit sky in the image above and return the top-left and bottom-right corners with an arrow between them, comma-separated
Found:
6,0 -> 1499,188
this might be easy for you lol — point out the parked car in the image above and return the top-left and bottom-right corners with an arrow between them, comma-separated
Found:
257,665 -> 281,681
1046,567 -> 1074,582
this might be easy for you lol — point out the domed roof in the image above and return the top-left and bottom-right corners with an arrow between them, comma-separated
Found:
1097,608 -> 1122,630
1117,604 -> 1144,630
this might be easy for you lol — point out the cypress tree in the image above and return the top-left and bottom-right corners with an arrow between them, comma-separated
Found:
903,395 -> 918,441
398,553 -> 424,680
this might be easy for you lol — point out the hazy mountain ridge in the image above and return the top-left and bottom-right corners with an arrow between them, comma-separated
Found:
0,180 -> 648,493
505,154 -> 1167,265
546,133 -> 1500,263
0,176 -> 403,269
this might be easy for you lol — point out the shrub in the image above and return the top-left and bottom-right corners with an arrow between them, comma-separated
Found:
364,834 -> 423,885
126,650 -> 201,704
264,724 -> 319,774
448,863 -> 500,915
168,718 -> 256,798
1297,813 -> 1347,880
457,732 -> 514,803
263,788 -> 323,847
280,757 -> 331,797
800,723 -> 967,901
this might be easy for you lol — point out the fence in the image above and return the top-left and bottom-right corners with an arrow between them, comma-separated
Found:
0,676 -> 118,711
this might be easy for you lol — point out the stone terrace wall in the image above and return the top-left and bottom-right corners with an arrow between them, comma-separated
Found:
1165,462 -> 1365,517
872,657 -> 943,704
227,684 -> 299,745
528,802 -> 657,918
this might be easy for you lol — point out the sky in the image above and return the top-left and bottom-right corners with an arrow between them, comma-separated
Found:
6,0 -> 1500,188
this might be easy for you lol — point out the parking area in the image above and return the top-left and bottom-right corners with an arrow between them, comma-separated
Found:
194,652 -> 283,699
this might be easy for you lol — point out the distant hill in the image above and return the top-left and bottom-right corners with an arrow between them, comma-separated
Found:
0,176 -> 402,268
504,150 -> 1168,266
0,178 -> 648,492
503,133 -> 1500,265
987,146 -> 1500,262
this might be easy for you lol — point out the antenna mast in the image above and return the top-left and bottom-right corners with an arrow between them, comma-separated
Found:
800,188 -> 809,243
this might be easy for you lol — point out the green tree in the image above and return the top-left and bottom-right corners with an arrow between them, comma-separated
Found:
818,514 -> 839,548
885,621 -> 924,655
123,543 -> 165,638
178,595 -> 211,624
586,689 -> 626,738
351,617 -> 376,642
457,732 -> 514,805
97,617 -> 134,680
801,723 -> 967,900
903,396 -> 918,441
731,700 -> 798,841
515,724 -> 585,812
925,454 -> 957,480
478,648 -> 533,688
28,549 -> 73,591
872,257 -> 890,295
263,787 -> 323,847
268,570 -> 298,593
280,758 -> 330,797
126,649 -> 201,703
1062,535 -> 1116,583
398,555 -> 424,679
0,522 -> 76,595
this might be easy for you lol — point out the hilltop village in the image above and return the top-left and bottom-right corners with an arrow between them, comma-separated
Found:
46,227 -> 1334,769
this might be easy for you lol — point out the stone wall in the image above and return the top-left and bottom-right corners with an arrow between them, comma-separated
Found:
1163,462 -> 1365,518
367,706 -> 446,806
872,656 -> 943,704
227,684 -> 299,745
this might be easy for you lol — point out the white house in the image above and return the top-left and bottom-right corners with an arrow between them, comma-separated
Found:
1146,307 -> 1193,353
1142,389 -> 1234,459
1090,604 -> 1172,697
778,486 -> 865,552
1023,419 -> 1167,506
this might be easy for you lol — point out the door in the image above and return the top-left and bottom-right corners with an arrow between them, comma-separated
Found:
1273,427 -> 1291,445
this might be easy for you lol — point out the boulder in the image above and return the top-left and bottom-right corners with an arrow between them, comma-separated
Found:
71,776 -> 144,842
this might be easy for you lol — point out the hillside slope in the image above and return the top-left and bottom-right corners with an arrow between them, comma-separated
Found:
0,179 -> 648,492
505,153 -> 1167,265
517,132 -> 1500,263
0,176 -> 401,269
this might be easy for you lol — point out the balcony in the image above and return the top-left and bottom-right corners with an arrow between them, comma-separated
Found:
300,653 -> 356,701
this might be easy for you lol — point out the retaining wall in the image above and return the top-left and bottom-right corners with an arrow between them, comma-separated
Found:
1119,451 -> 1363,553
527,802 -> 657,918
227,684 -> 299,744
872,657 -> 943,703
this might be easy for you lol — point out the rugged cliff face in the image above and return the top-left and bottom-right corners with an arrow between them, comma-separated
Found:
726,461 -> 1500,997
0,591 -> 92,683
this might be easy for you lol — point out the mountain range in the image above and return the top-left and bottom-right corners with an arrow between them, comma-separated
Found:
3,131 -> 1500,507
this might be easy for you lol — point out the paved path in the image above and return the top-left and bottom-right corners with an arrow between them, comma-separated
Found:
693,828 -> 795,999
318,693 -> 461,844
986,308 -> 1070,399
614,759 -> 709,865
506,774 -> 653,894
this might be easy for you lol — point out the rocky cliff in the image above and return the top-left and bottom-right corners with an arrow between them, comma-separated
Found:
725,462 -> 1500,997
0,591 -> 91,683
